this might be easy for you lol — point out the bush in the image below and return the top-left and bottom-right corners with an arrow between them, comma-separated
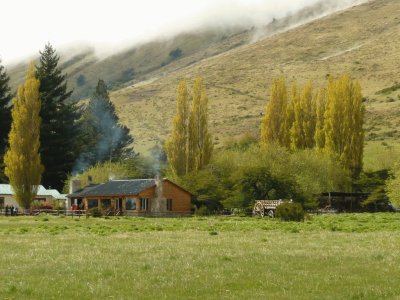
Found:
169,48 -> 183,60
276,202 -> 305,222
88,207 -> 102,218
31,200 -> 53,210
195,206 -> 210,216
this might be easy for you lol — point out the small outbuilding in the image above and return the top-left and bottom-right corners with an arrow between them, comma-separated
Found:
0,184 -> 65,210
319,192 -> 370,212
66,178 -> 192,217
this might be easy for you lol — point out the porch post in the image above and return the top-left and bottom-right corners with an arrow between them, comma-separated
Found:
135,198 -> 140,212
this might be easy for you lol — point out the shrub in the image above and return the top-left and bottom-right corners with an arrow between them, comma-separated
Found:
195,206 -> 210,216
169,48 -> 183,60
88,207 -> 102,218
276,202 -> 305,222
31,200 -> 53,210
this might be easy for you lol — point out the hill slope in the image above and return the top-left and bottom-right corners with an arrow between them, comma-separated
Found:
8,0 -> 366,100
6,0 -> 399,158
108,0 -> 400,154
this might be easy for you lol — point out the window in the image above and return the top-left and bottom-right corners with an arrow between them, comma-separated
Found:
140,198 -> 149,211
101,199 -> 111,209
0,197 -> 4,209
167,199 -> 172,211
125,198 -> 136,210
87,199 -> 98,209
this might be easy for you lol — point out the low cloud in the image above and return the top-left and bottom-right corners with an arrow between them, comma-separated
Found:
2,0 -> 367,64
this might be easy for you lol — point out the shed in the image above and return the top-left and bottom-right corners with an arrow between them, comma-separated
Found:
0,184 -> 64,209
319,192 -> 371,212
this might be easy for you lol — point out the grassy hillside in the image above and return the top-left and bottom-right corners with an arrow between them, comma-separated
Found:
6,0 -> 400,160
108,0 -> 400,155
7,0 -> 364,101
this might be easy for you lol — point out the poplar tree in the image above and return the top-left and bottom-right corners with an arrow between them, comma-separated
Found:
324,75 -> 364,177
283,82 -> 295,148
36,43 -> 81,190
290,81 -> 315,149
166,78 -> 213,176
4,63 -> 44,209
314,88 -> 327,149
165,80 -> 190,176
290,81 -> 303,149
302,81 -> 316,148
260,78 -> 288,146
189,77 -> 213,172
0,60 -> 12,182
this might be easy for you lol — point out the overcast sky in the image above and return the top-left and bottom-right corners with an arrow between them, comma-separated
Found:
1,0 -> 364,65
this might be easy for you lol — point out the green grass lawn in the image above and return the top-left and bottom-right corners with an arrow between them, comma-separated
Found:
0,214 -> 399,299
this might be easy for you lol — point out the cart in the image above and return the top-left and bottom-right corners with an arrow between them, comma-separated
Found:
253,199 -> 291,218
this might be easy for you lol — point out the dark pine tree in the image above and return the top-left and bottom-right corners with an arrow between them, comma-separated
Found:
36,44 -> 82,190
77,79 -> 133,170
0,60 -> 12,183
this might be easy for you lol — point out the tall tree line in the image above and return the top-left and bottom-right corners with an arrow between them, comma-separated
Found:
2,44 -> 134,193
166,78 -> 213,176
260,75 -> 364,177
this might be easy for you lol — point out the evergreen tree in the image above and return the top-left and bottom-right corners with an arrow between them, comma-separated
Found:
0,60 -> 12,183
77,79 -> 133,171
260,78 -> 288,146
4,63 -> 44,209
188,77 -> 213,172
324,75 -> 364,177
165,80 -> 190,176
35,43 -> 81,190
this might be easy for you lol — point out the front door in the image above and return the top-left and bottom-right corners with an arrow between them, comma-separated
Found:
118,198 -> 123,211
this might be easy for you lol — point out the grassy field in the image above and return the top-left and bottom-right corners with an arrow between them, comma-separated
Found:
1,213 -> 399,299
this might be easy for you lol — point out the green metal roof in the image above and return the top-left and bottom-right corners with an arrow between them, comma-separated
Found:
0,184 -> 61,197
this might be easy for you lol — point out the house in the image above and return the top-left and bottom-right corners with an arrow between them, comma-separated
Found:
66,178 -> 192,216
0,184 -> 65,209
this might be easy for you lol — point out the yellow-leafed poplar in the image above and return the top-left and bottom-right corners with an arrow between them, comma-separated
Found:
260,78 -> 288,146
165,80 -> 190,176
4,63 -> 44,209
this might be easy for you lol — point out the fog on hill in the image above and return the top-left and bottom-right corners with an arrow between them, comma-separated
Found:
2,0 -> 366,65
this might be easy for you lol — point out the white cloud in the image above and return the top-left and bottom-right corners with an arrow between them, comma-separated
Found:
1,0 -> 365,65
